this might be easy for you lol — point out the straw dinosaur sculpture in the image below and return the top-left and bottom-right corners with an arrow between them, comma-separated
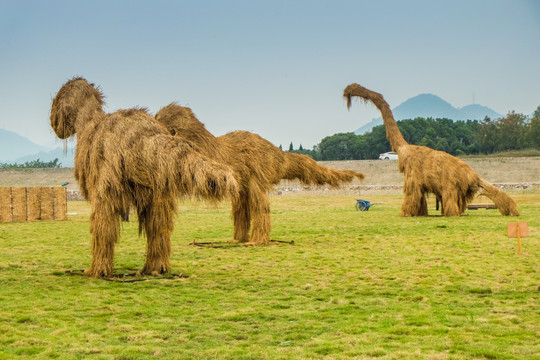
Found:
154,103 -> 365,245
343,83 -> 519,217
50,77 -> 238,278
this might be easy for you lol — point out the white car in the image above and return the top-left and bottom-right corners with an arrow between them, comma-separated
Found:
379,151 -> 398,160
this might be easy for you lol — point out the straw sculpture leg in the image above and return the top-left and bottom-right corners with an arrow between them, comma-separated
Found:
402,178 -> 429,217
87,196 -> 120,277
138,195 -> 176,276
232,189 -> 251,242
155,103 -> 365,246
50,77 -> 238,278
245,182 -> 272,245
343,83 -> 519,217
230,183 -> 271,245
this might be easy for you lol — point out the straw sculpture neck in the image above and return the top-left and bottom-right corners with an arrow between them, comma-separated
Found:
343,83 -> 407,151
50,77 -> 105,139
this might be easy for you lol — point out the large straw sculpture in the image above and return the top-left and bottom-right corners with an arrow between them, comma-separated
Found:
50,77 -> 238,278
343,83 -> 519,217
155,104 -> 365,245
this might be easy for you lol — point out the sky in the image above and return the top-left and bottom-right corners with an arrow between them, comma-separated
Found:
1,0 -> 539,149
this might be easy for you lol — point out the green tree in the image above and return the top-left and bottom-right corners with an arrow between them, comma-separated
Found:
474,116 -> 498,154
365,125 -> 391,158
319,133 -> 359,160
533,105 -> 540,119
497,111 -> 528,150
528,106 -> 540,148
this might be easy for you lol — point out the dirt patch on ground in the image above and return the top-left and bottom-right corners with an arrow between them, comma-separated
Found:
1,157 -> 539,198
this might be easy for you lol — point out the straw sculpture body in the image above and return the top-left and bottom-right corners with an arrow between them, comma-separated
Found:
343,83 -> 519,217
155,104 -> 365,245
50,77 -> 238,278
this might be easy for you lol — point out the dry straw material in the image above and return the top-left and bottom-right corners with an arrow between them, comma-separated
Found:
0,187 -> 11,223
0,186 -> 67,222
11,187 -> 27,222
27,187 -> 41,221
53,187 -> 67,220
50,77 -> 238,278
40,187 -> 54,220
155,103 -> 365,245
343,83 -> 519,217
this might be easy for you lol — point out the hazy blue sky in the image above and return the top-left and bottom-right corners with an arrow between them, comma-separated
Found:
1,0 -> 539,149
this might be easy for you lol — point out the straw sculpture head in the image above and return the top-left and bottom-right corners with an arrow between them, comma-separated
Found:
343,83 -> 519,217
155,103 -> 365,245
50,77 -> 238,278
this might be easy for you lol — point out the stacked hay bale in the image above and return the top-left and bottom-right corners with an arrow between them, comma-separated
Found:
11,187 -> 27,222
53,187 -> 67,220
0,187 -> 11,222
0,186 -> 67,223
40,187 -> 54,220
27,187 -> 41,221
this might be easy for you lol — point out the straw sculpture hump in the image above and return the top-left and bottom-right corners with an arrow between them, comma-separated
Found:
343,83 -> 519,217
155,103 -> 365,245
50,77 -> 238,278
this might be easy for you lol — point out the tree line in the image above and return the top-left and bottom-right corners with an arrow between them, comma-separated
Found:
288,107 -> 540,160
0,158 -> 62,169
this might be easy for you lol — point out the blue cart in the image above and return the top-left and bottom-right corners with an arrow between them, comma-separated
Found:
355,199 -> 379,211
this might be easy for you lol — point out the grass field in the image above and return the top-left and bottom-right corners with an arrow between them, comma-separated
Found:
0,194 -> 539,359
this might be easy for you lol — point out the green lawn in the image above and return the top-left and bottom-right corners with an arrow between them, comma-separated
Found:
1,194 -> 538,359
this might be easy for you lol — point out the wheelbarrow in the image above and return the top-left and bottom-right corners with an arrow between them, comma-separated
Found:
355,199 -> 380,211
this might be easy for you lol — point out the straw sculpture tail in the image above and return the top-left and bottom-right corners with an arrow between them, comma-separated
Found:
344,82 -> 519,217
282,152 -> 364,187
478,178 -> 520,216
50,77 -> 238,278
155,103 -> 365,245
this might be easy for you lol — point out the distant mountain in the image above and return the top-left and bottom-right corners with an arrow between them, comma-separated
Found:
0,129 -> 52,162
354,94 -> 502,134
14,147 -> 75,168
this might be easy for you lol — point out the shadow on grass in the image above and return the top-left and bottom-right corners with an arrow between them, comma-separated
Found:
57,269 -> 188,282
189,239 -> 295,248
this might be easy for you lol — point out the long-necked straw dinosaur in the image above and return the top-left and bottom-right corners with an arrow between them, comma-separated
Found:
343,83 -> 519,217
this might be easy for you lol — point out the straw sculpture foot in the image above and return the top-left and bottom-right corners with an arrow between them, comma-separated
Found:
343,83 -> 519,217
154,103 -> 365,245
84,266 -> 112,279
50,77 -> 238,278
